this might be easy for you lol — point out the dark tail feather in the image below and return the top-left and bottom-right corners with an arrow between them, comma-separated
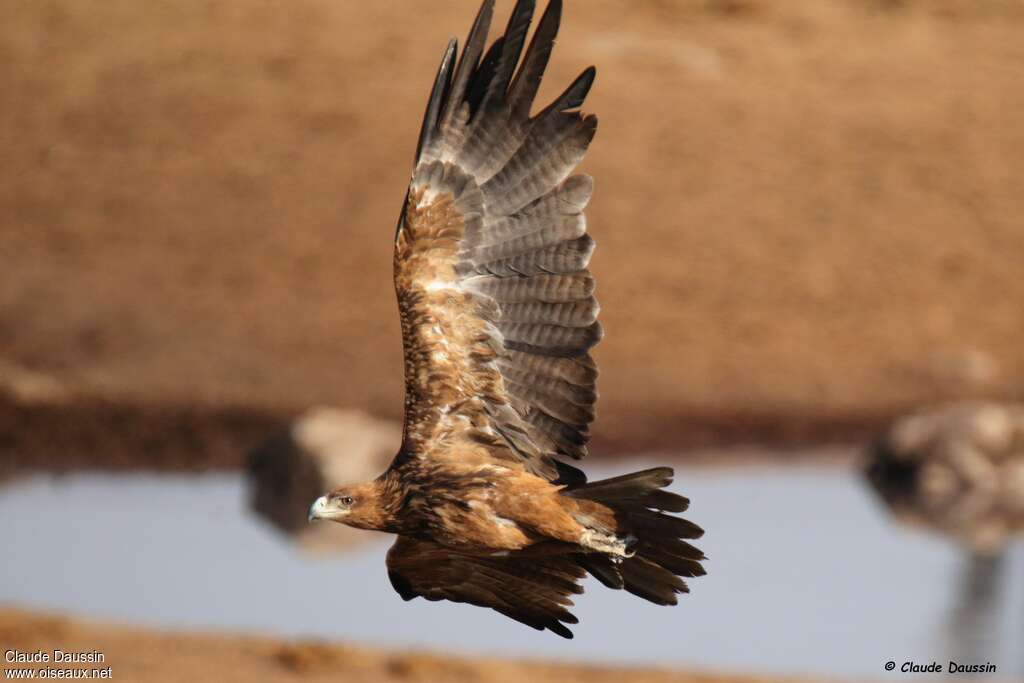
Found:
639,541 -> 707,578
620,556 -> 688,605
564,467 -> 691,512
564,467 -> 706,605
621,508 -> 703,540
575,553 -> 624,589
563,466 -> 673,499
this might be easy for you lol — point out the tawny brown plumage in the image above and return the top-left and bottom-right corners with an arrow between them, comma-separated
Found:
308,0 -> 705,638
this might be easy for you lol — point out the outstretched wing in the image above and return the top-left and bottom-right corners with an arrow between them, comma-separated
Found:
395,0 -> 600,484
386,536 -> 586,639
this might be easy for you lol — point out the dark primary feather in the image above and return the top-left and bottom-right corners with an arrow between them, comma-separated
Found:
438,0 -> 495,133
415,39 -> 457,164
478,0 -> 535,114
465,37 -> 505,117
508,0 -> 561,118
397,0 -> 601,483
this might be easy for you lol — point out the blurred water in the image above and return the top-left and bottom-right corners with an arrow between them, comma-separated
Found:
1,463 -> 1021,679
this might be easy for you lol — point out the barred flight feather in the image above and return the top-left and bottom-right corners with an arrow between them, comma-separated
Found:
396,0 -> 601,479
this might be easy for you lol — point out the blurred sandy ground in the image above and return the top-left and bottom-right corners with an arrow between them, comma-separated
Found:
0,608 -> 829,683
1,0 -> 1023,459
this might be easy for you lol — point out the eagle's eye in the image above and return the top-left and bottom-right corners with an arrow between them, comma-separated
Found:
340,496 -> 355,506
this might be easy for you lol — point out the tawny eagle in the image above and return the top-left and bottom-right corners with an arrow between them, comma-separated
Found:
308,0 -> 705,638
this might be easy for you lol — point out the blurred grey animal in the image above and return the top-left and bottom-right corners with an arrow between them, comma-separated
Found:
865,401 -> 1024,553
247,407 -> 400,552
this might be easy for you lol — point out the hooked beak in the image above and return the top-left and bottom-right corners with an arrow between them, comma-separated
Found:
308,495 -> 351,523
308,495 -> 328,523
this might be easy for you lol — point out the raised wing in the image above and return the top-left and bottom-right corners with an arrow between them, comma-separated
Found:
386,536 -> 585,639
395,0 -> 600,483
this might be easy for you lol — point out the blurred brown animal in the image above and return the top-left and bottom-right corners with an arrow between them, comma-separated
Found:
248,408 -> 398,552
865,401 -> 1024,554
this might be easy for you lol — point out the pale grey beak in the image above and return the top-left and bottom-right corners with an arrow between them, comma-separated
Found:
308,495 -> 328,523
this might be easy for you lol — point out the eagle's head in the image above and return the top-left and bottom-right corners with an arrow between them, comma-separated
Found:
307,481 -> 388,531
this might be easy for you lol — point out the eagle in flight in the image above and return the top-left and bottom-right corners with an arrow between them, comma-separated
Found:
308,0 -> 705,638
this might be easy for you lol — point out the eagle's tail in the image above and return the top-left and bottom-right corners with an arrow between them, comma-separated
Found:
563,467 -> 706,605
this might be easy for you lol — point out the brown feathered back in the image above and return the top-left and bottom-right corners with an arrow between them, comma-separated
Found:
394,0 -> 599,484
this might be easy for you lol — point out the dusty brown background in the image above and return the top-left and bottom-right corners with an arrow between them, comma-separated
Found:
1,2 -> 1019,679
2,0 -> 1023,458
0,608 -> 830,683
